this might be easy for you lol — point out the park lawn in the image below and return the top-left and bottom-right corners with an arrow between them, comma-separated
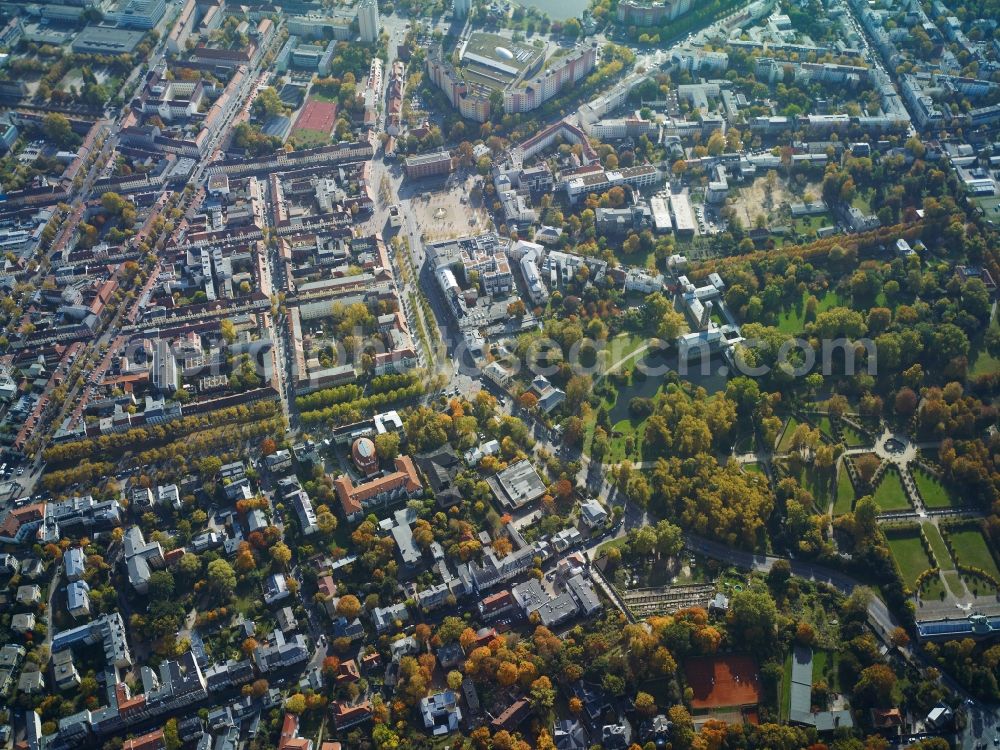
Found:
607,418 -> 644,462
744,462 -> 762,474
852,191 -> 873,214
816,414 -> 834,440
886,532 -> 934,587
943,570 -> 967,598
290,128 -> 331,148
834,465 -> 856,515
913,468 -> 961,509
308,88 -> 340,103
792,213 -> 832,235
780,652 -> 793,721
616,244 -> 657,269
920,574 -> 946,601
921,522 -> 954,569
812,650 -> 840,693
841,424 -> 868,447
970,312 -> 1000,378
944,527 -> 1000,580
777,416 -> 802,453
873,468 -> 911,512
602,333 -> 651,375
795,464 -> 832,510
596,536 -> 628,559
776,291 -> 846,335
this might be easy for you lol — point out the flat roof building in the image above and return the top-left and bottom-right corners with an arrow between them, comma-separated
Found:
72,26 -> 146,54
488,460 -> 546,510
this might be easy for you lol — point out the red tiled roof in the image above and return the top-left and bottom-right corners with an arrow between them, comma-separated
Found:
0,503 -> 43,539
335,456 -> 422,518
123,729 -> 164,750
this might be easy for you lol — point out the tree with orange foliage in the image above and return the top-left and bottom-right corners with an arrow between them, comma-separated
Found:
492,536 -> 513,557
796,621 -> 817,646
321,656 -> 341,679
459,627 -> 478,652
234,543 -> 256,573
517,660 -> 537,687
889,626 -> 910,648
496,661 -> 518,687
569,697 -> 583,714
694,626 -> 722,654
336,594 -> 362,619
535,729 -> 557,750
250,678 -> 269,698
552,479 -> 573,501
652,646 -> 677,675
518,392 -> 538,410
260,438 -> 276,456
469,726 -> 491,749
414,623 -> 431,646
635,691 -> 657,717
240,638 -> 258,656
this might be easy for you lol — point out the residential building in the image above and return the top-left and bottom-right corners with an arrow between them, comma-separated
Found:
372,602 -> 409,633
52,612 -> 132,669
404,151 -> 452,179
358,0 -> 379,43
123,526 -> 164,594
420,691 -> 462,735
64,547 -> 85,581
278,713 -> 312,750
67,580 -> 91,619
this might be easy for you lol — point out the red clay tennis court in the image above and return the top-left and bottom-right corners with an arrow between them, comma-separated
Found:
293,99 -> 338,135
684,655 -> 762,709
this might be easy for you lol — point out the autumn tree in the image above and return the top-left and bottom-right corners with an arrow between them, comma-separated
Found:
337,594 -> 362,619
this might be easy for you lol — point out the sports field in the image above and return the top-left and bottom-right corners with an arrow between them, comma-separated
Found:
684,655 -> 762,709
293,99 -> 337,136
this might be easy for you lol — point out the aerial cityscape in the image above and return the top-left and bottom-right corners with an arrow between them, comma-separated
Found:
0,0 -> 997,746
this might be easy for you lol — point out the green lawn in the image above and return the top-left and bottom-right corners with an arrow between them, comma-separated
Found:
776,291 -> 846,335
944,527 -> 1000,579
970,312 -> 1000,378
872,468 -> 911,512
309,89 -> 340,103
602,333 -> 650,375
795,464 -> 832,510
886,531 -> 934,587
290,128 -> 331,147
913,468 -> 961,509
780,652 -> 793,721
852,191 -> 873,214
606,418 -> 644,462
792,213 -> 833,235
596,536 -> 628,559
833,464 -> 856,516
816,415 -> 834,439
921,523 -> 953,569
920,574 -> 946,601
744,462 -> 762,474
777,416 -> 802,452
943,570 -> 967,598
841,424 -> 868,447
812,649 -> 840,692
